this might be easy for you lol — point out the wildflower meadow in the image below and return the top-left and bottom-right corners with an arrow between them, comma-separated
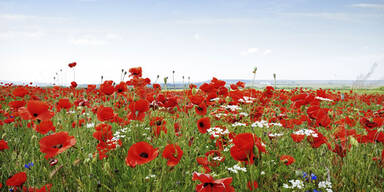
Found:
1,65 -> 384,192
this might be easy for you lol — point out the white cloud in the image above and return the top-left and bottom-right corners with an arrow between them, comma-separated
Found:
69,33 -> 121,46
0,14 -> 68,23
241,48 -> 259,55
106,33 -> 122,40
0,30 -> 45,41
263,49 -> 272,55
0,14 -> 34,21
194,33 -> 200,40
174,18 -> 255,25
70,35 -> 106,46
241,48 -> 271,56
282,12 -> 351,21
351,3 -> 384,9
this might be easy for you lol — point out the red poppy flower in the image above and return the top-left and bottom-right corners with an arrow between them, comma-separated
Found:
128,99 -> 150,121
68,62 -> 77,68
129,67 -> 142,77
35,120 -> 56,135
149,117 -> 166,127
0,139 -> 9,150
56,98 -> 72,112
263,86 -> 274,98
307,106 -> 330,127
100,80 -> 115,95
19,100 -> 53,121
195,103 -> 207,116
97,106 -> 114,122
230,145 -> 255,164
192,172 -> 235,192
12,87 -> 29,97
115,81 -> 128,94
8,100 -> 26,110
174,122 -> 182,135
153,125 -> 167,137
6,172 -> 27,187
196,157 -> 211,173
306,130 -> 330,149
230,84 -> 238,90
87,84 -> 96,91
230,133 -> 266,164
162,144 -> 183,167
189,95 -> 205,105
70,81 -> 77,88
93,123 -> 113,142
23,183 -> 52,192
332,143 -> 348,158
197,117 -> 211,134
280,155 -> 295,165
125,141 -> 159,168
153,83 -> 161,90
247,181 -> 258,191
291,93 -> 314,108
360,117 -> 381,129
290,133 -> 305,143
189,84 -> 197,89
236,81 -> 245,88
39,132 -> 76,159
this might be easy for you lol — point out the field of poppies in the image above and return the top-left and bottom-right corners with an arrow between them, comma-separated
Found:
1,66 -> 384,192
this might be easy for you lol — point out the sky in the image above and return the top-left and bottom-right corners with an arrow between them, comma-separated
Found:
1,0 -> 384,85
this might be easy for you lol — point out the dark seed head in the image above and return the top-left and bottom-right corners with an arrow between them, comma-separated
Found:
139,152 -> 149,158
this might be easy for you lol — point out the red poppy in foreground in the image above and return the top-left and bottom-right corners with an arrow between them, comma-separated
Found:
6,172 -> 27,187
0,140 -> 8,150
35,120 -> 56,135
162,144 -> 183,167
19,100 -> 53,121
230,133 -> 266,165
192,172 -> 235,192
280,155 -> 295,165
197,117 -> 211,134
125,141 -> 159,168
39,132 -> 76,159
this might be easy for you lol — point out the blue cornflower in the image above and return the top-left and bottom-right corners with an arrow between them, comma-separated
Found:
313,189 -> 321,192
311,173 -> 317,181
24,162 -> 34,169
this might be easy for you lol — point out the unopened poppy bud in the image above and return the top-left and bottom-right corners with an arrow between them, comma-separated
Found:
31,135 -> 37,140
49,159 -> 58,166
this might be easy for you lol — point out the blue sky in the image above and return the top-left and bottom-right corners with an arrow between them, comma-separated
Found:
1,0 -> 383,84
